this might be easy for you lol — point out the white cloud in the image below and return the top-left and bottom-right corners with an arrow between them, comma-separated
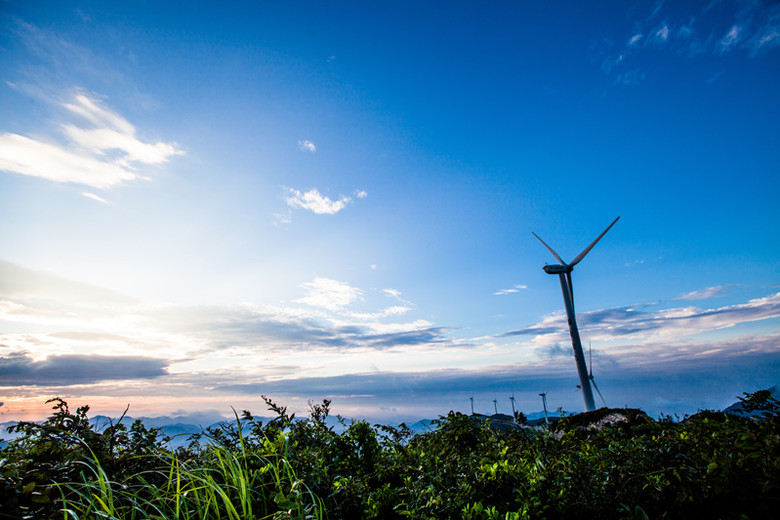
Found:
81,192 -> 108,203
603,3 -> 780,84
298,140 -> 316,153
62,125 -> 180,166
0,91 -> 182,189
719,25 -> 741,52
285,188 -> 352,215
273,210 -> 293,226
297,277 -> 363,310
383,288 -> 402,299
504,292 -> 780,348
750,4 -> 780,54
2,261 -> 778,421
673,285 -> 732,301
654,23 -> 670,42
345,305 -> 411,321
494,284 -> 528,296
354,189 -> 368,199
0,133 -> 136,189
64,93 -> 135,135
756,30 -> 779,49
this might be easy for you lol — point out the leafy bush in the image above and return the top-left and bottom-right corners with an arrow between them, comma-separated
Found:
1,391 -> 778,519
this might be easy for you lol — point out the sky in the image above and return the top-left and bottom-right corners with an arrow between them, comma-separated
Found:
1,0 -> 779,425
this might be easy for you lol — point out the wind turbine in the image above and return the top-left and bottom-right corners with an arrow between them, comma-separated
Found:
539,392 -> 549,425
470,396 -> 475,415
588,342 -> 607,407
533,216 -> 619,412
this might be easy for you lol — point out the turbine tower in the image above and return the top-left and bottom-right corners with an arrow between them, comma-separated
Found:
533,216 -> 619,412
539,392 -> 549,425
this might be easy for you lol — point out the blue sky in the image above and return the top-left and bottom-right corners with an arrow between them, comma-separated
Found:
1,0 -> 779,423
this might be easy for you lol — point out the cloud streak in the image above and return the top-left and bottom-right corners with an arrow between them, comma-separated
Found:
0,90 -> 182,189
502,293 -> 780,347
597,1 -> 780,83
494,284 -> 528,296
0,353 -> 168,386
673,285 -> 733,301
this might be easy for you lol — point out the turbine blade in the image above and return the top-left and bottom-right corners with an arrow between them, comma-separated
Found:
569,216 -> 620,267
590,376 -> 607,407
532,232 -> 566,265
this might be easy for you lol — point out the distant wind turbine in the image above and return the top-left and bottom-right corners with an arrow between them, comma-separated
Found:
539,392 -> 550,425
533,217 -> 619,412
470,396 -> 474,415
588,342 -> 607,407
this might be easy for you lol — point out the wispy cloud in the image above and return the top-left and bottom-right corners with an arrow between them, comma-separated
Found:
0,353 -> 168,386
1,262 -> 778,420
297,277 -> 363,311
285,187 -> 353,215
297,139 -> 316,153
719,25 -> 741,52
673,285 -> 733,301
494,284 -> 528,296
598,1 -> 780,84
655,23 -> 670,42
502,292 -> 780,347
82,192 -> 109,203
0,262 -> 455,382
0,90 -> 182,189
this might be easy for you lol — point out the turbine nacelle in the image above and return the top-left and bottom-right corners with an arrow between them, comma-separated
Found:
533,216 -> 620,273
542,264 -> 571,275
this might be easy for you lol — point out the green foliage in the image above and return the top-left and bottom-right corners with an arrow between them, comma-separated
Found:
1,391 -> 779,519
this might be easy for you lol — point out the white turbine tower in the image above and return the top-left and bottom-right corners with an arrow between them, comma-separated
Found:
588,342 -> 607,407
539,392 -> 550,425
533,216 -> 619,412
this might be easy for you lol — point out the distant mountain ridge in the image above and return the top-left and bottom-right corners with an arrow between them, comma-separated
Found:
722,386 -> 778,417
3,390 -> 775,448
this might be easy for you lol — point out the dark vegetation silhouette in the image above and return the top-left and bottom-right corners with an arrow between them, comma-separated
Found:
1,392 -> 779,519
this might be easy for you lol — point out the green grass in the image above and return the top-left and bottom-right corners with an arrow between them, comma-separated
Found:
2,392 -> 779,519
54,420 -> 324,520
